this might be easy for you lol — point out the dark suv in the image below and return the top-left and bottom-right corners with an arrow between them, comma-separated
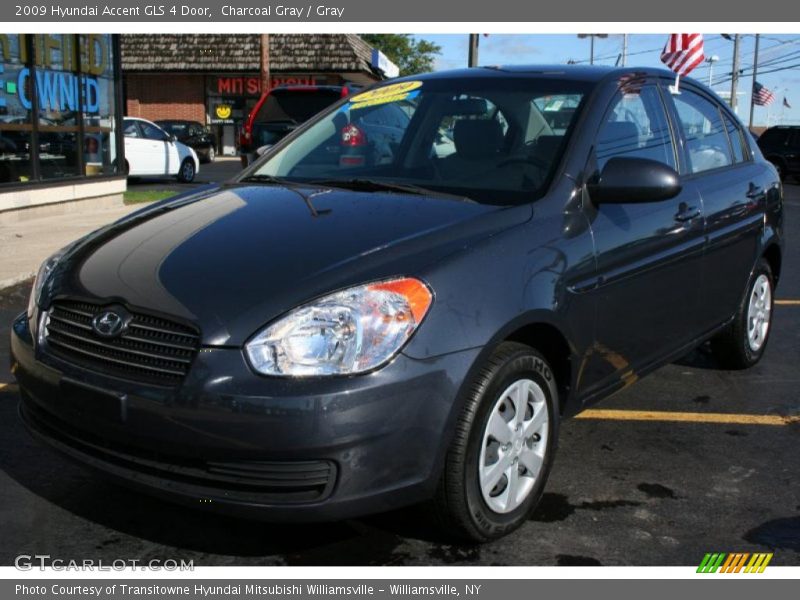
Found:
756,125 -> 800,181
239,85 -> 355,166
12,66 -> 783,542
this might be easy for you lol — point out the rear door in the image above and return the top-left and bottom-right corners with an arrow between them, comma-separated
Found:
787,129 -> 800,175
664,86 -> 768,331
585,79 -> 706,388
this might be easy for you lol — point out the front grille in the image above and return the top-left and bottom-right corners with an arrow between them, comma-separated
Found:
44,299 -> 200,386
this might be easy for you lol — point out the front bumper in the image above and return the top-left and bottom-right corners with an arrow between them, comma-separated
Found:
10,312 -> 479,521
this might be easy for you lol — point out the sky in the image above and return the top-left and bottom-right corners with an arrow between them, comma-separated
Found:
413,34 -> 800,127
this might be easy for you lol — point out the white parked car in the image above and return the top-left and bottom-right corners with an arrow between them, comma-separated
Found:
122,117 -> 199,182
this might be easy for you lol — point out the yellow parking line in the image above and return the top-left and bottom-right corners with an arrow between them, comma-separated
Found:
0,383 -> 19,394
575,409 -> 799,426
775,299 -> 800,306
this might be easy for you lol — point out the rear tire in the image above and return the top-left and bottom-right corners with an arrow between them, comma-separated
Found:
434,342 -> 559,542
177,158 -> 195,183
711,258 -> 774,369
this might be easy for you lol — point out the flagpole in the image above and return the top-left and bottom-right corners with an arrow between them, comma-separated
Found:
749,34 -> 760,128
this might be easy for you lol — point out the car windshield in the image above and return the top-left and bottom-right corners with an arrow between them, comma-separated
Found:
247,77 -> 590,205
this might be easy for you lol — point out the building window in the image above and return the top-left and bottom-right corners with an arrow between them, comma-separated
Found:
0,35 -> 34,184
0,34 -> 121,187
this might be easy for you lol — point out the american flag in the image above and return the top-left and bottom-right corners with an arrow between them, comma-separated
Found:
660,34 -> 705,76
753,82 -> 775,106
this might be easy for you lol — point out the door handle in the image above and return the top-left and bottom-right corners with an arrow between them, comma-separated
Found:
674,203 -> 700,222
746,183 -> 765,199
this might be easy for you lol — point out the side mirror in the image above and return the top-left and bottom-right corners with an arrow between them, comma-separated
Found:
168,134 -> 177,143
588,157 -> 681,204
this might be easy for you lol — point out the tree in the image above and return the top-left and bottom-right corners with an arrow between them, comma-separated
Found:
361,34 -> 441,77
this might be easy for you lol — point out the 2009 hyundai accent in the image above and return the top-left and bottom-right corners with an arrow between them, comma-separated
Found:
11,66 -> 784,542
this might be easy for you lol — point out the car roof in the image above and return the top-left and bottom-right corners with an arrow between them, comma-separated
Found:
385,64 -> 697,86
156,119 -> 201,125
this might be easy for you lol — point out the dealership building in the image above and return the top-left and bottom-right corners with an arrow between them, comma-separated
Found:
0,34 -> 125,213
121,34 -> 388,156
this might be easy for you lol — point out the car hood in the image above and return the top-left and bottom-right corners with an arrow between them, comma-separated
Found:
48,184 -> 531,346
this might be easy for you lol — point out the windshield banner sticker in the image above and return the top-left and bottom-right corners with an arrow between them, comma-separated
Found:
349,81 -> 423,110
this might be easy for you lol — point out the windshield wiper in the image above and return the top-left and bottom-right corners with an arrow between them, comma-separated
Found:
239,174 -> 289,185
308,178 -> 474,203
238,174 -> 329,217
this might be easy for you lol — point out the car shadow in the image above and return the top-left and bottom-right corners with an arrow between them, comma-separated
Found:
672,342 -> 723,370
0,393 -> 456,565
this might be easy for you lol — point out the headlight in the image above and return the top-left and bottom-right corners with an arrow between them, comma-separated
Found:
245,277 -> 433,377
27,250 -> 66,319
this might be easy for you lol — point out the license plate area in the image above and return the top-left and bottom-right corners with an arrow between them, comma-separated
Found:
58,378 -> 127,423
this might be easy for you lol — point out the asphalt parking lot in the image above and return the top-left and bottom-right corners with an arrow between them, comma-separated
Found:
127,156 -> 244,193
0,184 -> 798,567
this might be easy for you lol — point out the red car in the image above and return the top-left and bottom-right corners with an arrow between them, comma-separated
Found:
239,85 -> 355,166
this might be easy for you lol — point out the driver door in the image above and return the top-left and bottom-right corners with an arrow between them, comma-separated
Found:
583,80 -> 705,392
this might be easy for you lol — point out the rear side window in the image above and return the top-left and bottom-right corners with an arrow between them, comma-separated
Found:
139,121 -> 166,141
723,114 -> 747,163
596,85 -> 676,171
671,91 -> 733,173
255,90 -> 342,124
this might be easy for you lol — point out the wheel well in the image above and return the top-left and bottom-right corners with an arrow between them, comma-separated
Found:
763,244 -> 782,286
506,323 -> 572,412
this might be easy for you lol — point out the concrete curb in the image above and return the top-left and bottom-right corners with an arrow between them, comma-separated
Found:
0,273 -> 35,293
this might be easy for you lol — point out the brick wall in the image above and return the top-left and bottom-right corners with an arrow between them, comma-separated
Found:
124,74 -> 206,123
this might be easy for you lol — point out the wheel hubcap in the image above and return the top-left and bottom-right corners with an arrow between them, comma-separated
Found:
479,378 -> 549,514
746,274 -> 771,353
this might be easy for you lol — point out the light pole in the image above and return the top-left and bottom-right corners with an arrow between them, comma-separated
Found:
577,34 -> 608,65
705,54 -> 719,87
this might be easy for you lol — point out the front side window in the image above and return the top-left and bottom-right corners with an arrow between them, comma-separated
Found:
122,120 -> 139,137
671,90 -> 733,173
249,78 -> 591,205
596,84 -> 676,171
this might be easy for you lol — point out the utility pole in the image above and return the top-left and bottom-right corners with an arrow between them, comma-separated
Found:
468,34 -> 479,68
622,34 -> 628,67
748,34 -> 760,128
260,33 -> 271,95
730,34 -> 741,113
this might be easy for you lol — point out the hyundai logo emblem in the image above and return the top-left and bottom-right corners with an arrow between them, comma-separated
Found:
91,310 -> 127,338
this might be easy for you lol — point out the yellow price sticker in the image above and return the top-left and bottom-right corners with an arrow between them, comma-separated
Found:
349,81 -> 423,110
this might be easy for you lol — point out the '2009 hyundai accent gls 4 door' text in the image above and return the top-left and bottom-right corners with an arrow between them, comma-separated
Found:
11,66 -> 783,542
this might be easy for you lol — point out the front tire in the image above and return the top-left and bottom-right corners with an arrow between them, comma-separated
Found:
434,342 -> 559,542
711,258 -> 774,369
177,158 -> 196,183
